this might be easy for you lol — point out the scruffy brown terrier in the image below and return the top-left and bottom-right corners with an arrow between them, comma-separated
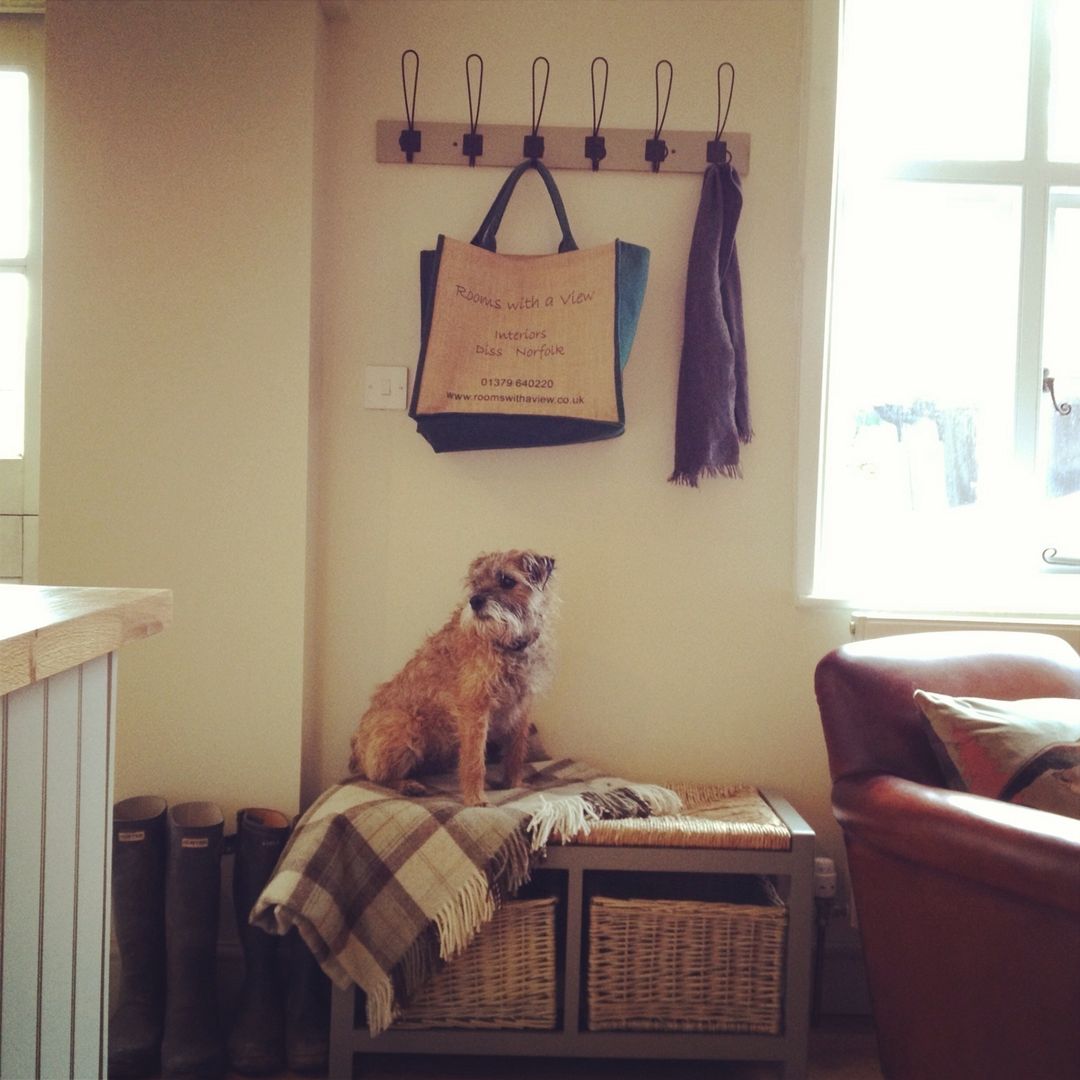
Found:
348,550 -> 557,806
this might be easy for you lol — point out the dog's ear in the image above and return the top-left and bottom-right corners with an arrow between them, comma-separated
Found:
520,552 -> 556,587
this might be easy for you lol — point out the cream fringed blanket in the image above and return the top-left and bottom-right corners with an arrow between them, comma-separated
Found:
250,759 -> 681,1036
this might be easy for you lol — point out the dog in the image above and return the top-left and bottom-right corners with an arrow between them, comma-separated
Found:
348,549 -> 557,806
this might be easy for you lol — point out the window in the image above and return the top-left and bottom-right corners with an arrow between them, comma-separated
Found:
799,0 -> 1080,615
0,9 -> 43,582
1,66 -> 31,460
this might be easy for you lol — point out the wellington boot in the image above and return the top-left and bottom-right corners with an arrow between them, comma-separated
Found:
227,807 -> 292,1076
284,928 -> 330,1074
108,796 -> 168,1079
160,801 -> 226,1078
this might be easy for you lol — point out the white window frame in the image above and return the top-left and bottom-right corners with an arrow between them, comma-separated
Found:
796,0 -> 1080,617
0,8 -> 43,582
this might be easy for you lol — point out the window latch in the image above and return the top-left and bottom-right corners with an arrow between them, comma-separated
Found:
1042,547 -> 1080,568
1042,368 -> 1072,416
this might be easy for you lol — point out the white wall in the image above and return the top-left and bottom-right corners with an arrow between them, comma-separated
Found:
39,0 -> 856,881
40,0 -> 321,820
312,0 -> 852,841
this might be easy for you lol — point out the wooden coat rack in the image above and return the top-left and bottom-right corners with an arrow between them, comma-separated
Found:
378,54 -> 750,177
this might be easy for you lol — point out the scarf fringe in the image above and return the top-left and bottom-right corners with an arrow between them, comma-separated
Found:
669,462 -> 743,486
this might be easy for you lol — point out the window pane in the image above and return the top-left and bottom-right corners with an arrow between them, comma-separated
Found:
0,272 -> 28,460
0,71 -> 30,260
1048,0 -> 1080,163
839,0 -> 1032,165
1040,192 -> 1080,498
819,182 -> 1022,592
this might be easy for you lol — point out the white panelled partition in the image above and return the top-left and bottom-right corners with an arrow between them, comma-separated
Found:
0,586 -> 171,1079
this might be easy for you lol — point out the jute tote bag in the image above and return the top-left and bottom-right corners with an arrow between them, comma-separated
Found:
409,159 -> 650,452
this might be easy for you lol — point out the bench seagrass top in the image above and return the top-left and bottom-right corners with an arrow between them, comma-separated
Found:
564,783 -> 791,851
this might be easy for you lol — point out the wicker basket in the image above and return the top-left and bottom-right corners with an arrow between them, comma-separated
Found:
587,877 -> 787,1034
394,895 -> 557,1031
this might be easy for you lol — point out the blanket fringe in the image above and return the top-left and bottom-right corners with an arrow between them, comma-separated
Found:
378,830 -> 537,1036
435,869 -> 496,962
582,785 -> 684,823
527,782 -> 683,849
365,978 -> 398,1038
527,793 -> 598,850
486,823 -> 534,901
398,922 -> 439,993
627,782 -> 684,816
375,920 -> 441,1036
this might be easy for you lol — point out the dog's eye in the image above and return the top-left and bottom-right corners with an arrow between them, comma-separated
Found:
499,574 -> 517,590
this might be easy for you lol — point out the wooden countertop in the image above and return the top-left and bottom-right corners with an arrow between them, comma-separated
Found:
0,585 -> 172,696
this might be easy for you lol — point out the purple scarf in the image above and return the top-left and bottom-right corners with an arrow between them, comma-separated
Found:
669,162 -> 750,485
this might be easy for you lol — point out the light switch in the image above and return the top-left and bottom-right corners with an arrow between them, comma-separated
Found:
364,365 -> 408,410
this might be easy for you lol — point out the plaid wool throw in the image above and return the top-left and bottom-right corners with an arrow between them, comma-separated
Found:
250,758 -> 681,1035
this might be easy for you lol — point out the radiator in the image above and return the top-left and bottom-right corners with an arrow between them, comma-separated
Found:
850,612 -> 1080,651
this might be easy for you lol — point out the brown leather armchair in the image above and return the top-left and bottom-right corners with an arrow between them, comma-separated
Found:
814,630 -> 1080,1080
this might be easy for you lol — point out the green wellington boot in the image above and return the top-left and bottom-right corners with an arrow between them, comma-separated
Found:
227,808 -> 292,1075
160,801 -> 226,1078
108,796 -> 168,1079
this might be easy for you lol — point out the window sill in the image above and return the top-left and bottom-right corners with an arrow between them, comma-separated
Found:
799,568 -> 1080,620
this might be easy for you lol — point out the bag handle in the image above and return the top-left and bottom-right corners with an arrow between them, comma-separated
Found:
471,158 -> 578,254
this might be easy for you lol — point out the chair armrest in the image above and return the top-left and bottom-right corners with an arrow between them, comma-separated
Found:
832,774 -> 1080,915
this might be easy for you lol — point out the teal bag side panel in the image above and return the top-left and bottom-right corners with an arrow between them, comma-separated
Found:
615,240 -> 650,372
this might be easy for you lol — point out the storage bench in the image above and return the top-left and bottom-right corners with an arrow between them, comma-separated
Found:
330,786 -> 815,1080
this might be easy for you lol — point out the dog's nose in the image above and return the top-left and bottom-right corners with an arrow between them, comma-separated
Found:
469,594 -> 486,613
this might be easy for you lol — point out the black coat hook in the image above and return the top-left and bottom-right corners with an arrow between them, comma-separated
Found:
707,62 -> 735,165
398,49 -> 421,162
645,59 -> 673,172
585,57 -> 609,171
523,56 -> 550,159
462,53 -> 484,166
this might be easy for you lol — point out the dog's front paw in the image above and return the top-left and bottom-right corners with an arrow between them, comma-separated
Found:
462,793 -> 490,808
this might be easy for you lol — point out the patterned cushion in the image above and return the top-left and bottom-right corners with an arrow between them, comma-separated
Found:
913,691 -> 1080,820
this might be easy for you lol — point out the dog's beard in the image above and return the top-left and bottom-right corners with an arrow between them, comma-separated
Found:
463,598 -> 534,647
